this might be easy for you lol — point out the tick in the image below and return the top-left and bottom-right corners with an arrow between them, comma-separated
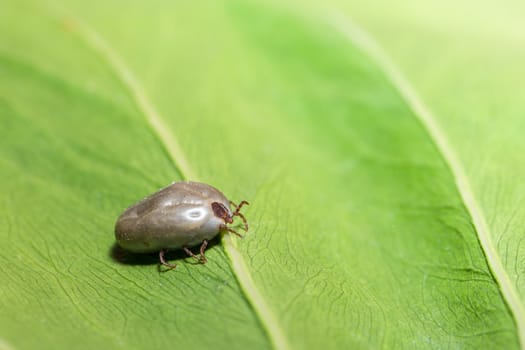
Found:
115,181 -> 249,270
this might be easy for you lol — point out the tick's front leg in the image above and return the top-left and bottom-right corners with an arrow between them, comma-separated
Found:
221,224 -> 243,238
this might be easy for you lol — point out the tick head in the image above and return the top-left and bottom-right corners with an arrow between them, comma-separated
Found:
211,202 -> 233,224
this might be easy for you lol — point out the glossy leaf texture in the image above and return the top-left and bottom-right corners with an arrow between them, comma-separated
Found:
0,0 -> 523,349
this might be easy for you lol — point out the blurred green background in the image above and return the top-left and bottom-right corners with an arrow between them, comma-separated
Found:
1,0 -> 525,349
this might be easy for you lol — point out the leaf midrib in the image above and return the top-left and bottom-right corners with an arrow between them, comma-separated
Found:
330,12 -> 525,349
57,4 -> 290,350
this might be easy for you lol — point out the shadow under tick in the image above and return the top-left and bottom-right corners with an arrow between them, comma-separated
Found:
109,235 -> 222,267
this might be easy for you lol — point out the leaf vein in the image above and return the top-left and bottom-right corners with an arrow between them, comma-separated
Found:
56,6 -> 290,350
331,12 -> 525,348
57,9 -> 195,181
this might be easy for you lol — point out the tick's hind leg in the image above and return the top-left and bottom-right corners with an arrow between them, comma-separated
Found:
159,249 -> 177,271
183,240 -> 208,264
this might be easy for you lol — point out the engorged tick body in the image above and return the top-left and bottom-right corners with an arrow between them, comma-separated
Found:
115,181 -> 248,270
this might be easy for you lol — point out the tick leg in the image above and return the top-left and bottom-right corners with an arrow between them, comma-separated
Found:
236,212 -> 249,231
232,200 -> 249,216
230,200 -> 249,231
159,249 -> 177,271
199,240 -> 208,264
222,225 -> 243,238
183,247 -> 202,263
183,242 -> 208,264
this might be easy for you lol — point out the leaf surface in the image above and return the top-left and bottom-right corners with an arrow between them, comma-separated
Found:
0,0 -> 522,349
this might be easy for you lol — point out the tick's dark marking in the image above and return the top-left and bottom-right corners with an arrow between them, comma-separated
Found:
212,202 -> 232,223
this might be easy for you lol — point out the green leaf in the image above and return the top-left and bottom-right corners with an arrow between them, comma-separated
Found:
0,0 -> 523,349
